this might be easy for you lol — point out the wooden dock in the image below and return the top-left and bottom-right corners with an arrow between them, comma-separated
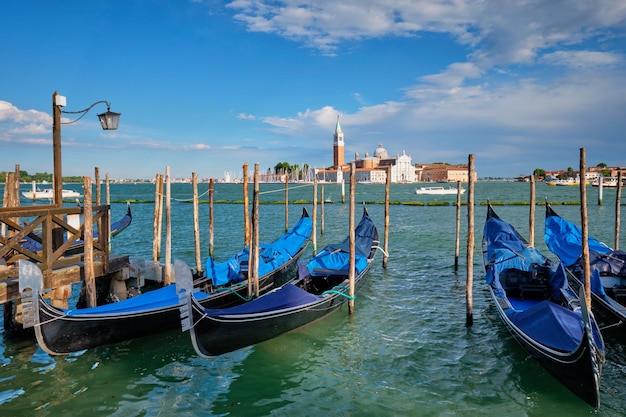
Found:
0,204 -> 127,306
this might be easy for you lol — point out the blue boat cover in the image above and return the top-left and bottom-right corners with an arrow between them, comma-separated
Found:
545,214 -> 611,266
506,300 -> 582,352
305,213 -> 376,277
323,214 -> 377,258
65,285 -> 209,316
204,283 -> 321,317
484,214 -> 567,300
205,213 -> 313,286
545,212 -> 620,296
306,250 -> 368,276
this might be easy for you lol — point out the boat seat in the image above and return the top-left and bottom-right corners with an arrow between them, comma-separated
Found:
611,286 -> 626,304
500,269 -> 526,290
311,268 -> 350,276
519,266 -> 550,300
501,267 -> 549,300
519,283 -> 548,300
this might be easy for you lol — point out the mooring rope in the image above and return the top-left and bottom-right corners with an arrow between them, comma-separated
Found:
321,287 -> 355,300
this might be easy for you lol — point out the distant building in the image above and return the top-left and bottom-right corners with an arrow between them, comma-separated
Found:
415,163 -> 475,183
316,117 -> 416,184
546,166 -> 626,182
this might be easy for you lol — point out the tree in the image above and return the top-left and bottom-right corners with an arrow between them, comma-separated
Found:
274,162 -> 290,175
533,168 -> 546,178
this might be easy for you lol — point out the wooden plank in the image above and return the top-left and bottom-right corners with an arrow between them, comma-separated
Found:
0,255 -> 129,304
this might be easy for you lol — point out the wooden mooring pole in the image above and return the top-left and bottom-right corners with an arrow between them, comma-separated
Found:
320,184 -> 325,235
243,163 -> 250,248
466,154 -> 475,327
164,166 -> 172,286
529,174 -> 536,247
95,167 -> 101,206
209,178 -> 215,258
106,172 -> 111,206
312,179 -> 318,255
192,172 -> 202,273
383,166 -> 390,268
83,176 -> 96,307
616,172 -> 622,250
152,173 -> 163,262
348,162 -> 356,314
341,179 -> 345,204
285,174 -> 289,232
579,148 -> 591,310
454,180 -> 461,271
252,163 -> 260,298
598,174 -> 604,206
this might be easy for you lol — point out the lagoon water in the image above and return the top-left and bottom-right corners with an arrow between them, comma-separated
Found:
2,181 -> 626,416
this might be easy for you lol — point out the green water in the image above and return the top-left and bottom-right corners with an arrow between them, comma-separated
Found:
2,181 -> 626,416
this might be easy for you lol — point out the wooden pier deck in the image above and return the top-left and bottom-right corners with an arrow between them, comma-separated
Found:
0,204 -> 127,306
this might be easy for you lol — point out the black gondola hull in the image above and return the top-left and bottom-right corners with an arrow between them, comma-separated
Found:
565,271 -> 626,342
489,288 -> 601,408
189,267 -> 371,357
33,246 -> 304,354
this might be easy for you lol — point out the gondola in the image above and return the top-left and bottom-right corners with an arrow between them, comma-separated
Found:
482,203 -> 604,408
18,208 -> 312,355
19,202 -> 133,253
545,202 -> 626,340
179,205 -> 380,358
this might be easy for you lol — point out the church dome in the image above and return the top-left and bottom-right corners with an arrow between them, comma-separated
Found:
373,144 -> 388,159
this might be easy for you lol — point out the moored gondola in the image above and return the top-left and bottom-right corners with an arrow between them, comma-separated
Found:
179,205 -> 380,357
19,208 -> 312,354
483,203 -> 604,408
545,202 -> 626,341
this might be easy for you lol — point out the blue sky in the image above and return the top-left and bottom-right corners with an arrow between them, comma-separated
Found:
2,1 -> 626,180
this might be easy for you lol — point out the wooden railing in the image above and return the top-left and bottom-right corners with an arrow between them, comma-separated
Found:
0,204 -> 110,278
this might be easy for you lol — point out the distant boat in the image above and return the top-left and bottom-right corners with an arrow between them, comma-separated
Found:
22,188 -> 82,200
415,185 -> 465,195
591,177 -> 622,188
546,177 -> 589,186
22,181 -> 82,200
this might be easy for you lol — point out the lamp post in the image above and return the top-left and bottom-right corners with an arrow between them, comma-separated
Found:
51,91 -> 121,207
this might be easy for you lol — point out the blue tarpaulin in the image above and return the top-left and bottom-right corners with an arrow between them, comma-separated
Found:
205,212 -> 313,286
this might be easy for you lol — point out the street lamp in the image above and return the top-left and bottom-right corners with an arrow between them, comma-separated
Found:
52,91 -> 121,206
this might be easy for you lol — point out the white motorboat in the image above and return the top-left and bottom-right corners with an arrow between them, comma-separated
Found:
22,188 -> 82,200
415,185 -> 465,195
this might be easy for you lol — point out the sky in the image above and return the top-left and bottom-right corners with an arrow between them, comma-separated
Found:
2,1 -> 626,180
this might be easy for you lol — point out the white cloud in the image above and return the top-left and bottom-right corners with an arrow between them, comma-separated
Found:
541,50 -> 623,69
0,100 -> 50,124
226,0 -> 626,69
237,112 -> 256,120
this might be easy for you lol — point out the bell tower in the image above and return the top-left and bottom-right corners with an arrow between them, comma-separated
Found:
333,115 -> 345,168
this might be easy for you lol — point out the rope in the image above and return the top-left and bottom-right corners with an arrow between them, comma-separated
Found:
153,180 -> 311,200
372,244 -> 389,257
322,286 -> 355,300
155,188 -> 210,202
259,183 -> 312,195
214,285 -> 254,301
